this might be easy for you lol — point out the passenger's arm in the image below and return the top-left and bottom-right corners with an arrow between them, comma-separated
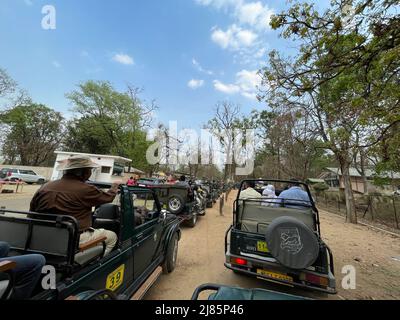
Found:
82,184 -> 119,207
79,236 -> 107,252
0,260 -> 17,272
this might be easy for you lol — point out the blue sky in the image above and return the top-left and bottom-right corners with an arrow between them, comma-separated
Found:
0,0 -> 329,130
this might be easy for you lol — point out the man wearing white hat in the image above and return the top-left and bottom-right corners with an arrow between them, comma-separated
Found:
30,155 -> 120,256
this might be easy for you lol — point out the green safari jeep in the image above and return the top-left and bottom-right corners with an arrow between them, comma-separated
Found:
0,184 -> 181,300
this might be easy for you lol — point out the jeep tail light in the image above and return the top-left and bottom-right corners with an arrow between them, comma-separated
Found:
232,258 -> 248,266
301,273 -> 329,287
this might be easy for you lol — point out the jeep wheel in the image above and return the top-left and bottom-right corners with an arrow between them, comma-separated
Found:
186,214 -> 197,228
162,232 -> 179,274
167,195 -> 185,214
37,179 -> 45,185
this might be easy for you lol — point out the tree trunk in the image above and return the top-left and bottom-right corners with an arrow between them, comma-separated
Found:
341,161 -> 357,224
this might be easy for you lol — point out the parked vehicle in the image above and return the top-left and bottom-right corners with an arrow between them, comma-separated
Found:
152,184 -> 204,228
137,178 -> 165,188
0,168 -> 46,184
225,179 -> 336,294
0,184 -> 181,300
191,283 -> 311,300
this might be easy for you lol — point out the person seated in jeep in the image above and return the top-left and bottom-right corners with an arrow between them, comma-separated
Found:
30,155 -> 120,256
239,181 -> 262,200
176,175 -> 195,201
276,179 -> 311,209
0,241 -> 46,300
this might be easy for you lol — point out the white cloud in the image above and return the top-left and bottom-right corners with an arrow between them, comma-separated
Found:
195,0 -> 242,10
192,58 -> 214,75
52,60 -> 61,68
235,1 -> 273,30
213,80 -> 240,94
188,79 -> 205,89
213,69 -> 261,99
196,0 -> 274,65
211,24 -> 257,50
112,53 -> 134,65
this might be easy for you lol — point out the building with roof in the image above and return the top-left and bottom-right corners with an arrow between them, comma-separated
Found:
319,167 -> 400,194
51,151 -> 132,183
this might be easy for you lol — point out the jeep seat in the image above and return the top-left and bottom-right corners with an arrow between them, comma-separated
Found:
238,202 -> 315,234
0,213 -> 105,270
93,204 -> 121,235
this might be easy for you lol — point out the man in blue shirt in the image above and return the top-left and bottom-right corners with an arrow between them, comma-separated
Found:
277,180 -> 312,209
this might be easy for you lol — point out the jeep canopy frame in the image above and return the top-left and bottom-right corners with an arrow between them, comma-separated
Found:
234,179 -> 321,234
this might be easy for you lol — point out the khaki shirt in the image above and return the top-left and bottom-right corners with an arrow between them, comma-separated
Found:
239,187 -> 262,200
30,175 -> 117,231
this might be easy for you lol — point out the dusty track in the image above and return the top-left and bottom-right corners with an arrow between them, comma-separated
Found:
145,191 -> 400,300
1,188 -> 399,300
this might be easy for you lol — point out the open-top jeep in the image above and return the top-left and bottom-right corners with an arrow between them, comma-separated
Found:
191,283 -> 311,300
225,179 -> 336,294
150,184 -> 205,228
0,184 -> 181,300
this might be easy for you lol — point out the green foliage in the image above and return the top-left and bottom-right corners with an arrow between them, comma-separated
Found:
0,104 -> 64,166
64,80 -> 155,173
313,182 -> 329,194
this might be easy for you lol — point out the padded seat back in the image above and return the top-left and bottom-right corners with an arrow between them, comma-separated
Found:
0,215 -> 76,262
94,204 -> 120,220
30,224 -> 72,256
238,202 -> 315,234
0,220 -> 29,250
93,204 -> 121,235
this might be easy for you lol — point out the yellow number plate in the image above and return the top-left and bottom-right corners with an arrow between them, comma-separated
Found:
257,269 -> 293,282
106,264 -> 125,291
257,241 -> 269,253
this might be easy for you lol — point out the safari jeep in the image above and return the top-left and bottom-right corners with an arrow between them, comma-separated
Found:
150,184 -> 205,228
225,179 -> 336,294
191,283 -> 311,300
0,184 -> 181,300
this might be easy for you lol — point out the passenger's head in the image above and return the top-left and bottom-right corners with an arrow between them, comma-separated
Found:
288,178 -> 301,188
266,184 -> 275,192
243,181 -> 256,190
65,167 -> 93,181
59,155 -> 99,182
180,175 -> 186,182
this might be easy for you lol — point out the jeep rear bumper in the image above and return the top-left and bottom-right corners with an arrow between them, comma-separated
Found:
225,252 -> 337,294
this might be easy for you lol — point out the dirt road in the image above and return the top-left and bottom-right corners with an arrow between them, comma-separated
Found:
145,191 -> 400,300
1,188 -> 399,300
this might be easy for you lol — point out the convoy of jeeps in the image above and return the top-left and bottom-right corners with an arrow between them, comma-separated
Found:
0,177 -> 336,300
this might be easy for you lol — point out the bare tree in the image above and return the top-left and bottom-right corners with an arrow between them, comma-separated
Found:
206,101 -> 241,182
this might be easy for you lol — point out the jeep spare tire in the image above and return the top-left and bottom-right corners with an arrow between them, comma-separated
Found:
265,216 -> 319,270
167,194 -> 185,214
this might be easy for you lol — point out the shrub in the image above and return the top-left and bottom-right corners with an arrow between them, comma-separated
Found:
313,182 -> 329,195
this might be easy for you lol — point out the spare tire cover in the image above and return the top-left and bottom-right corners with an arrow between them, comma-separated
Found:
265,216 -> 319,270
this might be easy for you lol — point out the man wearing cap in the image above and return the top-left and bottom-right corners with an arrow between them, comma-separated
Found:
30,155 -> 119,256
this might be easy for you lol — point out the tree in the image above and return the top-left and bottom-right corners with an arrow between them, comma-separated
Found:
0,104 -> 64,166
206,101 -> 241,182
260,0 -> 400,223
64,80 -> 157,172
0,68 -> 17,98
250,110 -> 332,180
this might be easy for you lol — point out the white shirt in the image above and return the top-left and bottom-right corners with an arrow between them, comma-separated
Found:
239,187 -> 262,200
